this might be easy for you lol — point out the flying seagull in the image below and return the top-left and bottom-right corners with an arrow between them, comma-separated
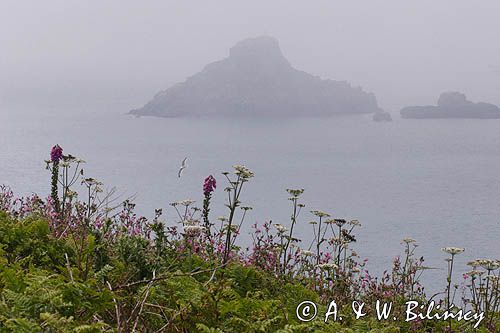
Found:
178,157 -> 188,178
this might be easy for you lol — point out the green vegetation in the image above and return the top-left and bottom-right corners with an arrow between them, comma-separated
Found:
0,146 -> 497,332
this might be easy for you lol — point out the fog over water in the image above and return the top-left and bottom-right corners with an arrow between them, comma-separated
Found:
1,1 -> 500,293
1,108 -> 499,292
1,0 -> 500,111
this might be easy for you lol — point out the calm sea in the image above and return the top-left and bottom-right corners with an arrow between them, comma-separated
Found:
1,106 -> 499,292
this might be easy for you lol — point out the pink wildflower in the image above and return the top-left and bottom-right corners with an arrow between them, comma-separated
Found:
203,175 -> 216,195
50,145 -> 63,163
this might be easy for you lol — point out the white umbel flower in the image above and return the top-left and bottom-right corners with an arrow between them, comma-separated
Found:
316,263 -> 339,270
441,247 -> 465,255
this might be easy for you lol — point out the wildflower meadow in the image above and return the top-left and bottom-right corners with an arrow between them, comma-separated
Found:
0,145 -> 497,332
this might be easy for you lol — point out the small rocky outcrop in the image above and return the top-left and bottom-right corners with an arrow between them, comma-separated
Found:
373,111 -> 392,122
130,36 -> 382,117
400,92 -> 500,119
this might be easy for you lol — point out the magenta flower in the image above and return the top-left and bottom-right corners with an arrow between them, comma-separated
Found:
203,175 -> 216,195
50,144 -> 63,163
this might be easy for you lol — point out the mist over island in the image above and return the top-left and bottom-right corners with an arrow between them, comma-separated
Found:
130,36 -> 383,118
130,37 -> 500,120
2,1 -> 500,331
401,92 -> 500,119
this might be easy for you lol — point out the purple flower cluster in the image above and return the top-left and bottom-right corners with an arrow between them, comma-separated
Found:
203,175 -> 216,195
50,144 -> 63,163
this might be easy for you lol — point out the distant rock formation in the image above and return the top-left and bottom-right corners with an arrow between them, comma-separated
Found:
401,92 -> 500,119
130,36 -> 382,117
373,111 -> 392,122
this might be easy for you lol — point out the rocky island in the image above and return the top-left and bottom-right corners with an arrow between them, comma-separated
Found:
400,92 -> 500,119
373,111 -> 392,122
130,36 -> 383,117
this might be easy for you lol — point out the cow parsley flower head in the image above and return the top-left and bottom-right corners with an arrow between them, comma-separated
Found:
301,250 -> 315,257
310,210 -> 330,218
467,260 -> 482,267
349,219 -> 361,227
441,247 -> 465,255
233,165 -> 254,179
466,270 -> 484,277
316,263 -> 338,270
334,219 -> 347,227
179,199 -> 195,206
286,188 -> 304,198
477,259 -> 500,271
274,223 -> 287,234
402,238 -> 417,244
184,225 -> 205,236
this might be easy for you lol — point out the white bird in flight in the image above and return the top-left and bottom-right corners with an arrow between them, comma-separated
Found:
178,157 -> 188,178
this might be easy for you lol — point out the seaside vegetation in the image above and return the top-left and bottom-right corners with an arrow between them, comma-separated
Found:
0,145 -> 498,332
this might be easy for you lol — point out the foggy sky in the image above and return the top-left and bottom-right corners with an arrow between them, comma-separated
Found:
1,0 -> 499,112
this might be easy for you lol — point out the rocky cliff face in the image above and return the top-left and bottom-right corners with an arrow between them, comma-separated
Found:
130,36 -> 382,117
401,92 -> 500,119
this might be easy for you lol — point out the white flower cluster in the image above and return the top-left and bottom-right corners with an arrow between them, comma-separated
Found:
402,238 -> 417,244
233,165 -> 254,179
349,219 -> 361,227
441,247 -> 465,255
183,225 -> 205,236
286,188 -> 304,198
170,199 -> 196,207
301,250 -> 315,257
183,219 -> 204,236
310,210 -> 330,218
274,223 -> 287,234
468,259 -> 500,271
316,263 -> 339,270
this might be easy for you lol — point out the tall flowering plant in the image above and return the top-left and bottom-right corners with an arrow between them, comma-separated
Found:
49,144 -> 63,213
221,165 -> 254,265
202,175 -> 216,240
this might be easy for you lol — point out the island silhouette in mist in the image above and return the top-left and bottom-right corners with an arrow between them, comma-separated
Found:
401,92 -> 500,119
130,36 -> 383,117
